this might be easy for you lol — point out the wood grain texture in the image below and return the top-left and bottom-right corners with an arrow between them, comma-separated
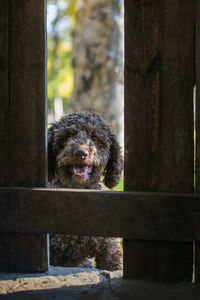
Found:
0,188 -> 200,242
124,0 -> 195,281
0,0 -> 48,272
124,0 -> 160,280
156,0 -> 195,282
0,0 -> 12,270
0,0 -> 9,186
195,0 -> 200,284
0,233 -> 48,272
124,0 -> 160,192
10,0 -> 47,187
195,1 -> 200,193
159,0 -> 195,193
123,240 -> 193,281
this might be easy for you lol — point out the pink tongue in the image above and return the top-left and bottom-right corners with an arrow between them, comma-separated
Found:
73,166 -> 91,176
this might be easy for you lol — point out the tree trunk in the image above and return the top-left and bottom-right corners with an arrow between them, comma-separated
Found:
71,0 -> 124,141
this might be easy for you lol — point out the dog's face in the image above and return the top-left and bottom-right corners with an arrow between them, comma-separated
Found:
54,122 -> 111,188
48,113 -> 123,189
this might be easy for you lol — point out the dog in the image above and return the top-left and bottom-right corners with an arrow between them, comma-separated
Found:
48,112 -> 123,270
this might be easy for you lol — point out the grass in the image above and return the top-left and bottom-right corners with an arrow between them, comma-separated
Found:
102,176 -> 124,191
113,176 -> 124,191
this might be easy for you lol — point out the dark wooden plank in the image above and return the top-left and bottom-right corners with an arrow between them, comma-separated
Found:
0,0 -> 11,270
156,0 -> 195,282
124,0 -> 160,281
195,0 -> 200,284
123,240 -> 193,282
124,0 -> 161,281
10,0 -> 47,186
159,0 -> 195,194
0,0 -> 48,272
124,0 -> 195,281
0,0 -> 9,186
0,188 -> 200,241
124,0 -> 160,192
196,0 -> 200,194
0,233 -> 48,272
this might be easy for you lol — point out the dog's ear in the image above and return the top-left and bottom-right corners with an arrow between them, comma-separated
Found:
104,134 -> 123,189
48,122 -> 59,183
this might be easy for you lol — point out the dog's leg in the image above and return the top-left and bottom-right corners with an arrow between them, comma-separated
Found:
94,238 -> 122,271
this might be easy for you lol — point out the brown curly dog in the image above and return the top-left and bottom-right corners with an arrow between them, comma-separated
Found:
48,112 -> 123,271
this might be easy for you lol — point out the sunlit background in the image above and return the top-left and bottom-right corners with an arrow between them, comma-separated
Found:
47,0 -> 75,122
47,0 -> 124,149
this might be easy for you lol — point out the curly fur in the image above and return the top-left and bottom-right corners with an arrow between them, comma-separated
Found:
48,112 -> 123,271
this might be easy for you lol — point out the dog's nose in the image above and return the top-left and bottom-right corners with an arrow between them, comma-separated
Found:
73,149 -> 89,160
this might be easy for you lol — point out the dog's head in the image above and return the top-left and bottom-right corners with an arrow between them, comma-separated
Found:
48,112 -> 123,189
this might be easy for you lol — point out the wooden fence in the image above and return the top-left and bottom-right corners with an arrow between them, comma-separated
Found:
0,0 -> 200,282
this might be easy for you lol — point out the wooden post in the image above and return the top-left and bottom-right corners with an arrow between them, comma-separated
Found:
0,0 -> 48,272
124,0 -> 195,281
0,0 -> 9,186
195,0 -> 200,284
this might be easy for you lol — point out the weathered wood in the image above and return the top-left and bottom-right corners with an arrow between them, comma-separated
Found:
0,0 -> 197,279
157,0 -> 195,282
0,0 -> 12,271
123,240 -> 193,282
124,0 -> 160,192
10,0 -> 47,186
0,0 -> 9,186
124,0 -> 159,280
124,0 -> 195,281
0,233 -> 48,272
124,0 -> 160,280
196,1 -> 200,195
0,188 -> 200,242
195,0 -> 200,284
159,0 -> 195,193
0,0 -> 48,272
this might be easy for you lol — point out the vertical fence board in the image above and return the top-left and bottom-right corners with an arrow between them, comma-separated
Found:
0,233 -> 48,272
0,0 -> 10,269
158,0 -> 195,281
124,0 -> 195,281
196,1 -> 200,194
159,0 -> 195,194
124,0 -> 160,193
10,0 -> 47,186
0,0 -> 9,186
124,0 -> 160,280
195,0 -> 200,283
0,0 -> 48,272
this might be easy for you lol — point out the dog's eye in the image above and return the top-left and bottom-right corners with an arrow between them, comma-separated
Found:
91,135 -> 97,142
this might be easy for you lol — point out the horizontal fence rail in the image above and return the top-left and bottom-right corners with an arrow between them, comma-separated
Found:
0,187 -> 199,242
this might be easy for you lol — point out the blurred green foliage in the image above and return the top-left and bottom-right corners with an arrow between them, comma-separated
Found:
113,177 -> 124,191
47,0 -> 76,113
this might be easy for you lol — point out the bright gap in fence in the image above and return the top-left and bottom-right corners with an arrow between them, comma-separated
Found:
46,0 -> 124,273
47,0 -> 124,191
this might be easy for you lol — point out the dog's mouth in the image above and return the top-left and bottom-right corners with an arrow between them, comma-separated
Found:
69,165 -> 92,180
58,162 -> 102,187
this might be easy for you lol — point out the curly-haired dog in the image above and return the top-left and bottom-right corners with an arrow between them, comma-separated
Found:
48,112 -> 123,270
